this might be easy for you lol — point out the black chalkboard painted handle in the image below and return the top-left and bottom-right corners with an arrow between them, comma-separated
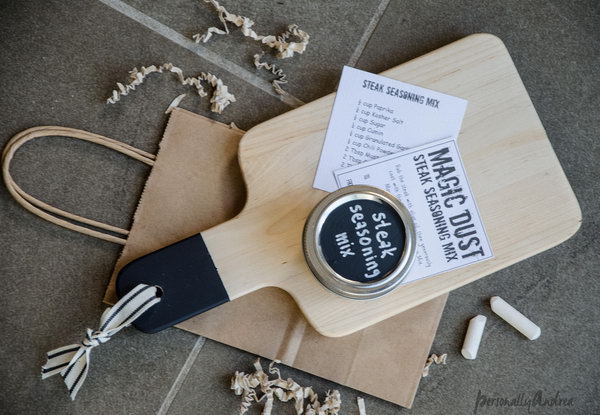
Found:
116,233 -> 229,334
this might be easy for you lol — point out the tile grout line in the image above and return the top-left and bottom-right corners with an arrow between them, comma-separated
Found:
347,0 -> 391,67
97,0 -> 304,108
156,336 -> 207,415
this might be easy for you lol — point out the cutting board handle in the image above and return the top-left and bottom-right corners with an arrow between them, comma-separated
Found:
116,233 -> 230,333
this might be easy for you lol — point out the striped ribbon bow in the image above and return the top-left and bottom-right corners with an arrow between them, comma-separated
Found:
41,284 -> 162,400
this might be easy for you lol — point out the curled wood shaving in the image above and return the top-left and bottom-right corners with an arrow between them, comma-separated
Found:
194,0 -> 310,59
106,63 -> 236,114
253,53 -> 288,95
422,353 -> 447,377
231,359 -> 341,415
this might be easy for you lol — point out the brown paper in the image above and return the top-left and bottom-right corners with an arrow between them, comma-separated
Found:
105,108 -> 447,408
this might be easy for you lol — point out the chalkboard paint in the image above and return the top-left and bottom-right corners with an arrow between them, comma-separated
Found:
319,199 -> 406,283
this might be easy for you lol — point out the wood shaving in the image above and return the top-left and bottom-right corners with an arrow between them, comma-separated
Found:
231,359 -> 341,415
253,53 -> 288,95
106,63 -> 236,113
165,93 -> 187,114
422,353 -> 447,377
194,0 -> 310,59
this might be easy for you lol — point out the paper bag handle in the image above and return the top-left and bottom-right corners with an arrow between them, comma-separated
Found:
2,126 -> 156,245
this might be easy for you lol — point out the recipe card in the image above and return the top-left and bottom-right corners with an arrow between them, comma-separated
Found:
334,138 -> 493,284
314,66 -> 468,192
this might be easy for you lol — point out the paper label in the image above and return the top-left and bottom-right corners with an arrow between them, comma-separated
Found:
334,139 -> 493,285
314,66 -> 468,192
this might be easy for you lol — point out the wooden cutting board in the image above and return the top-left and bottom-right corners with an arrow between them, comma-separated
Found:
118,33 -> 581,337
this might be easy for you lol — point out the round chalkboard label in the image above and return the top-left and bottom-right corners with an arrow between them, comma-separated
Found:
319,199 -> 405,283
303,185 -> 416,300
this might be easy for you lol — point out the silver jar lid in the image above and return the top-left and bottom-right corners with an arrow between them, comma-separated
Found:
303,185 -> 416,300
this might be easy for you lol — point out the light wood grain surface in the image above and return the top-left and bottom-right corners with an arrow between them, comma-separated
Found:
201,33 -> 581,337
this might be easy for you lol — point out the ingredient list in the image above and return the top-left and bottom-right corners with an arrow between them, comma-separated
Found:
314,66 -> 468,192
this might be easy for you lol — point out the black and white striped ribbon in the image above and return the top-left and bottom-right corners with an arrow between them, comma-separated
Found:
41,284 -> 161,400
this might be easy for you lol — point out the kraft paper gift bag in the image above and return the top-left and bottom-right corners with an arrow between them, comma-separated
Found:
104,108 -> 447,408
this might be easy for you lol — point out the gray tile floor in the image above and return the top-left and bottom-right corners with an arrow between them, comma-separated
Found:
0,0 -> 598,414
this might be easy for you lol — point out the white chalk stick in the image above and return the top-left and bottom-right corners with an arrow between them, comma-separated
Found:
461,315 -> 487,359
490,296 -> 541,340
357,397 -> 366,415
